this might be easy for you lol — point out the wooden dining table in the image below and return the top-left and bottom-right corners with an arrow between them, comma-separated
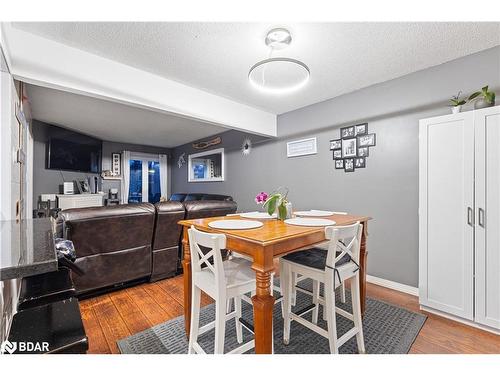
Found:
179,213 -> 371,354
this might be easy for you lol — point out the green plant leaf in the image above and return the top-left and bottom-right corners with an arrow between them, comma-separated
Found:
482,85 -> 489,94
485,91 -> 496,104
468,92 -> 481,101
264,195 -> 278,216
278,203 -> 287,221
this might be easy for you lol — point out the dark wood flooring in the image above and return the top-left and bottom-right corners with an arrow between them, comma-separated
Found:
79,275 -> 500,354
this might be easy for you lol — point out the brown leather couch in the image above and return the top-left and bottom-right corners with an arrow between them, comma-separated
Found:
55,196 -> 237,295
151,201 -> 185,282
56,203 -> 156,295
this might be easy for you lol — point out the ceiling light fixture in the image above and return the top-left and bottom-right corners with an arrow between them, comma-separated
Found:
248,28 -> 310,95
265,28 -> 292,50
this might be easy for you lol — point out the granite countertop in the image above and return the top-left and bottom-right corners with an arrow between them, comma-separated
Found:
0,218 -> 57,281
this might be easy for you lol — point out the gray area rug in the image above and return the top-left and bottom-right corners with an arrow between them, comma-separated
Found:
118,279 -> 426,354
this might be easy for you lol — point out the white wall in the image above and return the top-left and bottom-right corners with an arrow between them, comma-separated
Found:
0,40 -> 21,346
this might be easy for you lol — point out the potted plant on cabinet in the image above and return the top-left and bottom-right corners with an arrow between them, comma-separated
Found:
449,91 -> 467,114
468,86 -> 496,109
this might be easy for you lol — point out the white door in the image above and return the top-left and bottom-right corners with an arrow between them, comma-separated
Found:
419,112 -> 474,319
474,105 -> 500,329
128,153 -> 162,204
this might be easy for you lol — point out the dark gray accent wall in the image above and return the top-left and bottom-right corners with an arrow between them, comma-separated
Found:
32,121 -> 172,207
172,46 -> 500,287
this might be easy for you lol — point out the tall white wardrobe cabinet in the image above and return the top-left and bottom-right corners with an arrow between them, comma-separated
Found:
419,105 -> 500,333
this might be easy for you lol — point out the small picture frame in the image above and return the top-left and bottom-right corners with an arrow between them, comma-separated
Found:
357,146 -> 369,157
342,138 -> 357,158
333,149 -> 342,159
111,153 -> 121,176
340,126 -> 355,139
355,157 -> 366,168
355,123 -> 368,136
357,133 -> 376,147
329,139 -> 342,150
335,159 -> 344,169
75,179 -> 91,194
344,158 -> 355,172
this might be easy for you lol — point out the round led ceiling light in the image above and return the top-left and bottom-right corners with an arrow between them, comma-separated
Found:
249,28 -> 310,94
248,57 -> 310,94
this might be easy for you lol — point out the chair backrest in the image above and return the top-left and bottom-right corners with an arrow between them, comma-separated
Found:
188,226 -> 227,286
324,222 -> 363,268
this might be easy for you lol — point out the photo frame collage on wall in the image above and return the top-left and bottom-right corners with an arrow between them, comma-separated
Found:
330,123 -> 376,172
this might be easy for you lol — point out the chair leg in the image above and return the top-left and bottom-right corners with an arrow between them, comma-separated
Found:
226,298 -> 233,314
281,261 -> 291,345
291,272 -> 297,306
340,282 -> 346,304
351,274 -> 366,354
271,273 -> 285,319
235,296 -> 243,344
214,299 -> 227,354
324,278 -> 339,354
312,279 -> 320,324
188,286 -> 201,354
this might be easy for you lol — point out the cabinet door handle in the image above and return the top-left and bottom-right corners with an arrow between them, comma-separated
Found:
467,207 -> 474,226
478,208 -> 485,228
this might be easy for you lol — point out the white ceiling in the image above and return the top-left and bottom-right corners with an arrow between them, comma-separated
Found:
13,22 -> 500,114
26,84 -> 228,148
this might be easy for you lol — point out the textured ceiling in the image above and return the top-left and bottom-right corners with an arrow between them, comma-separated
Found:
14,22 -> 500,114
26,84 -> 228,148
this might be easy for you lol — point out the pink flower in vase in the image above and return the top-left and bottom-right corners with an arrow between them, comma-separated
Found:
255,192 -> 268,204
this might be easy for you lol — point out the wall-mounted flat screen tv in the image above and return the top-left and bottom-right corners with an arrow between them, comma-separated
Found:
47,136 -> 102,173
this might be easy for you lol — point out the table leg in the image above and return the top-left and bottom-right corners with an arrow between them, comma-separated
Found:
182,227 -> 192,337
252,270 -> 275,354
360,221 -> 369,317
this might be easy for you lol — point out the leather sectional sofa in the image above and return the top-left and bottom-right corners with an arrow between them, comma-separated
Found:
55,194 -> 237,295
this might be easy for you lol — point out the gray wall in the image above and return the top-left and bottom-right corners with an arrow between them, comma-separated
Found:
32,121 -> 172,206
172,46 -> 500,287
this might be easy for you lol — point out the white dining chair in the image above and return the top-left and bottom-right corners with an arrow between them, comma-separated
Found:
291,211 -> 349,306
187,226 -> 256,354
280,222 -> 365,354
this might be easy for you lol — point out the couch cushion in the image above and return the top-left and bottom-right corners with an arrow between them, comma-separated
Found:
59,203 -> 156,258
183,200 -> 238,220
153,201 -> 185,251
282,247 -> 352,270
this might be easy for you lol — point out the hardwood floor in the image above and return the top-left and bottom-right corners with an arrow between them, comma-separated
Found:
79,275 -> 500,354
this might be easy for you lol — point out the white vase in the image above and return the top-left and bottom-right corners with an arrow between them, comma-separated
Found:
451,105 -> 462,114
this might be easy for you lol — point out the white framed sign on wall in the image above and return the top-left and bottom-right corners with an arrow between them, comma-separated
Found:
287,137 -> 317,158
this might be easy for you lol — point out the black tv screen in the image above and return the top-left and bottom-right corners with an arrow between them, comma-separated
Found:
47,136 -> 102,173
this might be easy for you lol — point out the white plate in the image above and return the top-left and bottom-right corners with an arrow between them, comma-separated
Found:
239,212 -> 277,219
294,210 -> 334,217
284,218 -> 336,227
208,219 -> 264,230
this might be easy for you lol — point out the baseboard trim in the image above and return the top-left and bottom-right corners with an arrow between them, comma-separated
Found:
420,305 -> 500,335
366,275 -> 419,297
